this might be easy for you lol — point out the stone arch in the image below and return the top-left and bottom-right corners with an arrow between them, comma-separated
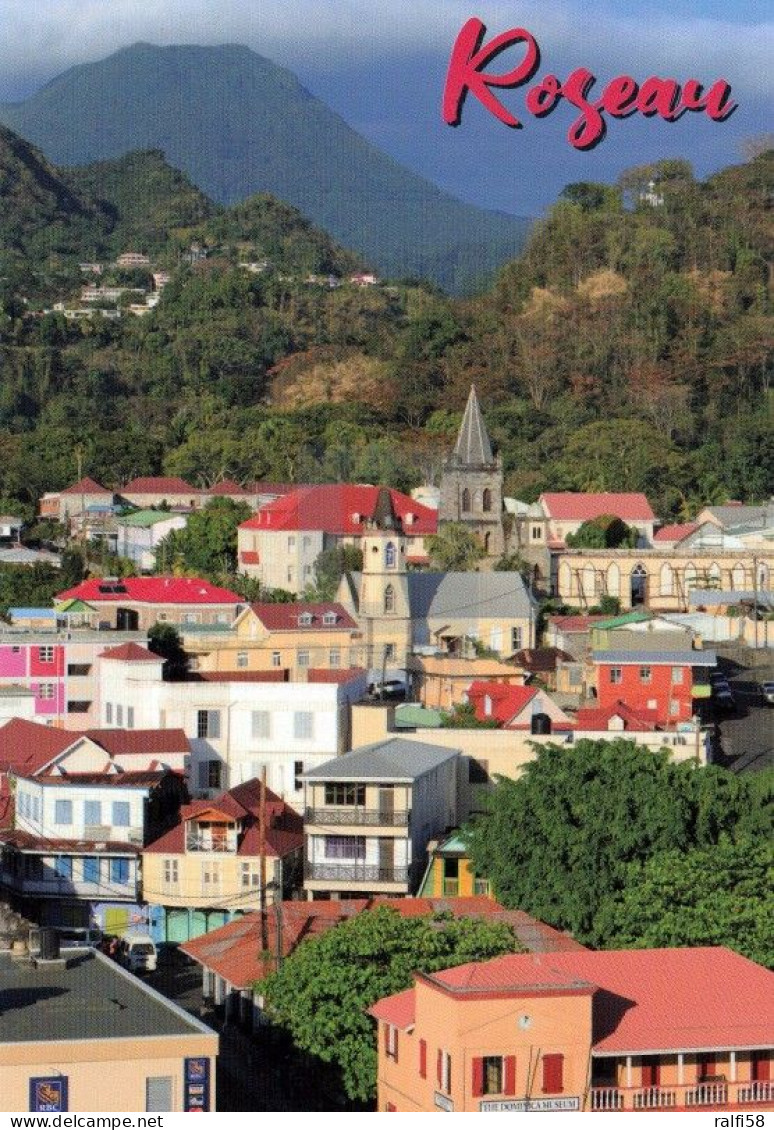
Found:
482,488 -> 492,513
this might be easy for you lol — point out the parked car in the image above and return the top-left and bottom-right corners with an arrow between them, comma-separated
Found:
55,926 -> 102,949
116,934 -> 158,973
368,678 -> 408,700
760,681 -> 774,705
713,689 -> 736,712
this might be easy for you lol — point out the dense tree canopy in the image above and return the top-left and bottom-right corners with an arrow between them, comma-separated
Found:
463,739 -> 773,945
598,839 -> 774,968
155,498 -> 251,579
427,522 -> 486,571
256,906 -> 518,1102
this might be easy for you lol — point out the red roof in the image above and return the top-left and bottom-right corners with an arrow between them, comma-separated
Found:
654,522 -> 699,543
540,492 -> 656,522
60,476 -> 112,496
247,602 -> 358,632
56,576 -> 242,605
99,642 -> 161,662
207,480 -> 250,496
180,896 -> 542,989
306,667 -> 367,684
145,778 -> 302,859
0,718 -> 75,776
34,770 -> 168,788
574,700 -> 660,731
0,829 -> 139,854
370,988 -> 416,1029
239,484 -> 438,536
412,947 -> 774,1054
468,682 -> 537,725
84,728 -> 189,756
246,482 -> 296,496
122,476 -> 201,495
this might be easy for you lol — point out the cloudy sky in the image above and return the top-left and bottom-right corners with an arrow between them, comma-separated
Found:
1,0 -> 771,215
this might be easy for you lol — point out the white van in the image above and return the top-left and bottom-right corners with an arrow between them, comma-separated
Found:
117,934 -> 158,973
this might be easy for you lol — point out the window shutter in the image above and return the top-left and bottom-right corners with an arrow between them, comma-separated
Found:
753,1054 -> 770,1082
384,1023 -> 391,1055
437,1050 -> 443,1087
419,1039 -> 427,1079
699,1055 -> 716,1080
394,1030 -> 399,1064
641,1060 -> 660,1088
542,1053 -> 564,1094
504,1055 -> 516,1096
472,1057 -> 484,1098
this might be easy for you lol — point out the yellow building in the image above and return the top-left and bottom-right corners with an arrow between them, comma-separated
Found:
418,831 -> 491,898
0,944 -> 217,1112
182,601 -> 361,679
554,548 -> 774,611
143,778 -> 303,944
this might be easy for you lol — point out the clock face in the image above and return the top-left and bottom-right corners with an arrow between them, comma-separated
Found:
518,1014 -> 532,1030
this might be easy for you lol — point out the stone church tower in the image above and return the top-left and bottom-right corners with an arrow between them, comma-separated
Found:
358,487 -> 412,670
439,386 -> 504,558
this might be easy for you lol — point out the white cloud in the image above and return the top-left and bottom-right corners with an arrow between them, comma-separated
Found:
1,0 -> 771,97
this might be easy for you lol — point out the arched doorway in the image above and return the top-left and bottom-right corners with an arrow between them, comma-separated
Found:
630,563 -> 647,606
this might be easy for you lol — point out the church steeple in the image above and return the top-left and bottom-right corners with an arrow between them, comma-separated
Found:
451,385 -> 495,467
438,385 -> 504,559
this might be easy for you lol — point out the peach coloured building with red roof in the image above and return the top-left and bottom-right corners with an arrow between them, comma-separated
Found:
371,946 -> 774,1112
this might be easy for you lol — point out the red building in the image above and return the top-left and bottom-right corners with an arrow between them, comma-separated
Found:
593,648 -> 715,726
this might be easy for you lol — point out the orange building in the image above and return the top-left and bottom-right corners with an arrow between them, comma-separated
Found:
370,947 -> 773,1113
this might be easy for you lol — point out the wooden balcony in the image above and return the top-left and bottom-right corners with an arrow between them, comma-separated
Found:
186,832 -> 237,852
590,1080 -> 772,1111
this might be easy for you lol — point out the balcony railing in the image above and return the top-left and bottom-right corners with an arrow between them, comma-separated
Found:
186,833 -> 237,852
590,1080 -> 770,1112
305,807 -> 409,827
304,862 -> 409,884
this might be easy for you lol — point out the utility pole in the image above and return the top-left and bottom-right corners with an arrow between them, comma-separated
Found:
258,766 -> 268,958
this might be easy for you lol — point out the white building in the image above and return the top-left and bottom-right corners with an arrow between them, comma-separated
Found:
96,649 -> 368,805
303,737 -> 459,899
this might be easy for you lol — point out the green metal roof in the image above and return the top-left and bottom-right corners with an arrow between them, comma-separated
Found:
55,598 -> 95,613
593,610 -> 653,630
116,509 -> 177,528
394,704 -> 443,729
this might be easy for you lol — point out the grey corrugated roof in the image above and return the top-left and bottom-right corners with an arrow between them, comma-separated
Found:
408,571 -> 536,621
303,737 -> 460,782
451,386 -> 494,466
0,950 -> 214,1043
704,504 -> 774,529
593,650 -> 717,666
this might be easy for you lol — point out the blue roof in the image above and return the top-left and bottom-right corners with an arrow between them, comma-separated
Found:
8,607 -> 59,620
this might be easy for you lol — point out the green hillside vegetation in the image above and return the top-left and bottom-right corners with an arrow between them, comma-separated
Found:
0,135 -> 770,534
64,149 -> 215,260
0,42 -> 530,293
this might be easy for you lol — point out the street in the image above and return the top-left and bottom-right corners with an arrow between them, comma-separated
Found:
712,645 -> 774,774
